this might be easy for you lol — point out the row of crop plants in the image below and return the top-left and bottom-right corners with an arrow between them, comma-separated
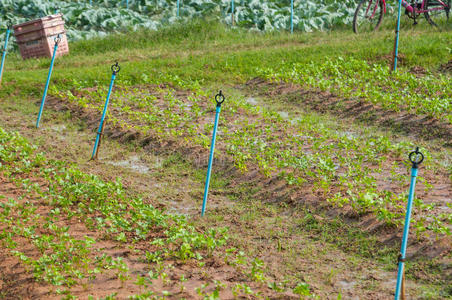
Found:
50,73 -> 452,239
257,57 -> 452,124
0,127 -> 311,298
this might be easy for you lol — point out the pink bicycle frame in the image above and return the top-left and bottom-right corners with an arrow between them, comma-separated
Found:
369,0 -> 448,16
401,0 -> 448,14
366,0 -> 387,17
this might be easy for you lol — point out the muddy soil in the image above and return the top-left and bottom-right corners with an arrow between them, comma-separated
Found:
244,77 -> 452,145
45,86 -> 451,265
0,158 -> 296,299
0,91 -> 449,298
440,59 -> 452,74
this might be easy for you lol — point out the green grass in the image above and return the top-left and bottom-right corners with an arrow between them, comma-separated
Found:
2,19 -> 451,86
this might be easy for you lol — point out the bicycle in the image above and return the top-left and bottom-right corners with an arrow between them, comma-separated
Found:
353,0 -> 451,33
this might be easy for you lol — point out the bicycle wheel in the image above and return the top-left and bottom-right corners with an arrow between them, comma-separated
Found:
353,0 -> 384,33
424,0 -> 450,27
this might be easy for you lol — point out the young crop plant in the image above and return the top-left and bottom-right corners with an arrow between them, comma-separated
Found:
257,57 -> 452,124
50,72 -> 451,241
293,282 -> 313,297
0,126 -> 295,297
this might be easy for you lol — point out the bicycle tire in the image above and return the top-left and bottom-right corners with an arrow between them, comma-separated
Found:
353,0 -> 384,33
424,0 -> 450,26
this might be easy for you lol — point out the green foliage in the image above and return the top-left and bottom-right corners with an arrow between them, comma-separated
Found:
257,57 -> 452,124
293,282 -> 312,296
0,126 -> 296,296
0,127 -> 229,289
50,74 -> 451,237
0,17 -> 449,297
0,0 -> 158,41
0,0 -> 357,44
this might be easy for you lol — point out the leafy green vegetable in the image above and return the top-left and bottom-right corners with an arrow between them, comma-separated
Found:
0,0 -> 358,44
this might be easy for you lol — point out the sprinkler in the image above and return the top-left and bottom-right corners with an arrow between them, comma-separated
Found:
201,90 -> 225,217
36,34 -> 62,128
394,147 -> 424,300
231,0 -> 235,26
0,23 -> 12,86
91,62 -> 121,160
392,0 -> 403,71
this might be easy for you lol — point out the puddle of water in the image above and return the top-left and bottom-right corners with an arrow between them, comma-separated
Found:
339,131 -> 358,139
50,124 -> 67,133
277,111 -> 302,126
107,155 -> 150,174
246,97 -> 259,106
167,201 -> 198,216
289,117 -> 302,126
275,111 -> 362,140
337,280 -> 356,290
278,111 -> 289,119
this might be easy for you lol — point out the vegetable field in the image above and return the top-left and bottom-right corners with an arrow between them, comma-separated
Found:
0,0 -> 357,41
51,74 -> 451,236
0,127 -> 297,298
0,8 -> 450,300
258,57 -> 452,124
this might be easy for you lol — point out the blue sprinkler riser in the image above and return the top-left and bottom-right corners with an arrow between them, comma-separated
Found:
231,0 -> 235,24
290,0 -> 294,33
393,0 -> 403,71
394,167 -> 418,300
201,105 -> 222,217
177,0 -> 180,17
0,28 -> 11,84
91,73 -> 117,159
36,43 -> 59,128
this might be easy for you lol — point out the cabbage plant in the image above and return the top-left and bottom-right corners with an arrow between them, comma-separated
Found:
0,0 -> 359,43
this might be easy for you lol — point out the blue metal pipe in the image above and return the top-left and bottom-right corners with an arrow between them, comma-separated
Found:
36,37 -> 60,128
290,0 -> 294,34
0,27 -> 11,85
393,0 -> 403,71
91,65 -> 119,160
126,0 -> 129,9
231,0 -> 235,25
90,0 -> 92,5
201,91 -> 225,216
177,0 -> 180,17
394,148 -> 423,300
